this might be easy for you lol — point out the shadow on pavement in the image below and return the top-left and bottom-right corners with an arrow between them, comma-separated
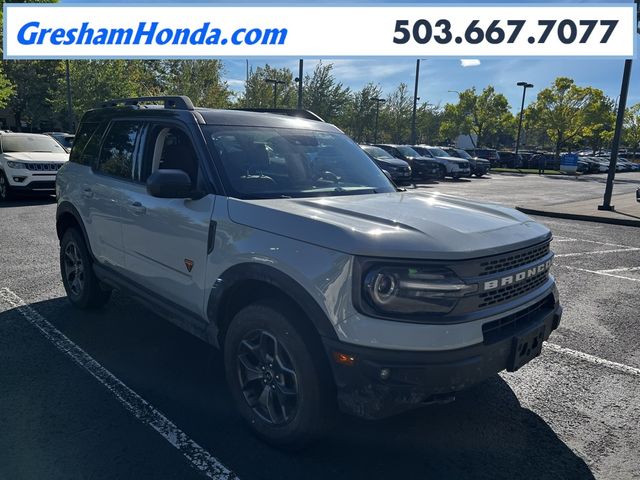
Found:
6,294 -> 594,480
0,196 -> 56,208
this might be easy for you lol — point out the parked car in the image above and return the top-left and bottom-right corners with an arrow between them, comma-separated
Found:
45,132 -> 75,152
465,148 -> 500,167
577,158 -> 600,174
411,145 -> 471,179
530,153 -> 560,171
56,95 -> 562,447
496,151 -> 523,169
373,144 -> 443,180
441,146 -> 490,177
0,131 -> 69,200
360,145 -> 412,184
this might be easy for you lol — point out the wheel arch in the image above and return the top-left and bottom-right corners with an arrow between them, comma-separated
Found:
56,202 -> 93,256
206,263 -> 338,349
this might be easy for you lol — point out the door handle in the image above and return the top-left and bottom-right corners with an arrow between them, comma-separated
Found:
130,201 -> 146,215
82,187 -> 93,199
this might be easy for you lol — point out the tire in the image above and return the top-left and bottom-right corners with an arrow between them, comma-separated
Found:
0,171 -> 14,201
224,301 -> 335,448
475,173 -> 484,178
438,166 -> 446,180
60,228 -> 111,309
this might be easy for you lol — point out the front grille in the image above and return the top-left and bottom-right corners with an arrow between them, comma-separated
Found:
479,242 -> 550,276
482,295 -> 554,345
25,163 -> 63,172
478,271 -> 549,308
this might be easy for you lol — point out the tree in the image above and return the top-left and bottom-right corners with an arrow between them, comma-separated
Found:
342,82 -> 382,143
414,103 -> 444,144
379,83 -> 413,144
526,77 -> 594,159
581,90 -> 615,155
0,65 -> 13,109
302,62 -> 350,123
624,103 -> 640,159
155,60 -> 232,108
240,65 -> 296,108
439,86 -> 513,147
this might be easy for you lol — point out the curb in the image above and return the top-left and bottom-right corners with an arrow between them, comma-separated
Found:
516,206 -> 640,228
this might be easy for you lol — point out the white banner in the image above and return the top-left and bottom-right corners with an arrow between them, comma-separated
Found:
3,4 -> 636,59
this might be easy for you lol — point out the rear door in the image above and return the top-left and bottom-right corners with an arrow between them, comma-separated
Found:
120,121 -> 215,318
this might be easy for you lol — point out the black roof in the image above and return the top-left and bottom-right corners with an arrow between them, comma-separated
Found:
84,96 -> 340,133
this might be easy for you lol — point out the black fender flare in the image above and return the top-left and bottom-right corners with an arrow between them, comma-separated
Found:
56,201 -> 93,255
206,262 -> 338,344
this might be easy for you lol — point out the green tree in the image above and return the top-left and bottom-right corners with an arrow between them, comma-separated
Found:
379,83 -> 412,143
414,103 -> 444,144
624,103 -> 640,159
155,60 -> 232,108
581,90 -> 615,155
342,82 -> 382,143
240,65 -> 296,108
526,77 -> 594,158
439,86 -> 513,147
302,62 -> 350,123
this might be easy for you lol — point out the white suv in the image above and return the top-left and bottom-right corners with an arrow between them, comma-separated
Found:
0,132 -> 69,200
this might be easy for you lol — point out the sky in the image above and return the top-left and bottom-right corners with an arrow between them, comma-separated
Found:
60,0 -> 640,111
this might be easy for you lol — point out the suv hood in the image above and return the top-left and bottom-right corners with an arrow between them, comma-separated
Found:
375,157 -> 409,167
228,192 -> 550,260
434,155 -> 470,165
3,152 -> 69,162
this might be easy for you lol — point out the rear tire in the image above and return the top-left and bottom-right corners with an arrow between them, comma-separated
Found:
60,228 -> 111,309
438,166 -> 446,180
0,171 -> 14,201
224,301 -> 335,449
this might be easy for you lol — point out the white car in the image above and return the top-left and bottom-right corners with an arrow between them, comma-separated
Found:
0,132 -> 69,200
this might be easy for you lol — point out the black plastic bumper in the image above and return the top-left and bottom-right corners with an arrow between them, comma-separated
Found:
323,296 -> 562,419
11,180 -> 56,192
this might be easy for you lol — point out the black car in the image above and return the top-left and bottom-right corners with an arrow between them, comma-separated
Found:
360,145 -> 412,184
465,148 -> 500,167
373,144 -> 443,180
497,151 -> 523,169
441,147 -> 490,177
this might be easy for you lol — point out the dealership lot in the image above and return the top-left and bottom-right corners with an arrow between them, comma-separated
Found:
1,173 -> 640,480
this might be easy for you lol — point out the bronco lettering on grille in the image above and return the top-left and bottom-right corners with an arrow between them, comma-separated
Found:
482,259 -> 552,291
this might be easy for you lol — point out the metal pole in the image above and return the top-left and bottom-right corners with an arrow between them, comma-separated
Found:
373,98 -> 385,143
599,59 -> 633,211
65,60 -> 74,132
515,82 -> 533,154
272,83 -> 278,108
296,59 -> 303,110
410,59 -> 420,145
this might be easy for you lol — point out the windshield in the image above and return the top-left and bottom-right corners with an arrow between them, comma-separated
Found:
361,145 -> 395,160
427,147 -> 450,157
397,146 -> 420,157
1,135 -> 66,153
204,126 -> 396,199
453,148 -> 472,159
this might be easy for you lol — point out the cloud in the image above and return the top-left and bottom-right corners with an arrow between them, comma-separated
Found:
460,59 -> 481,68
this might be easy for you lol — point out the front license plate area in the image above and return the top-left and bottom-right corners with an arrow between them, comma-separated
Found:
507,323 -> 546,372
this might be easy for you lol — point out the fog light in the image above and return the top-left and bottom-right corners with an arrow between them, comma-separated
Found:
13,176 -> 26,183
379,368 -> 391,380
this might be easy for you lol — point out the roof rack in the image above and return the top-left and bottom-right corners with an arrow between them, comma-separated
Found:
100,96 -> 194,111
233,108 -> 325,122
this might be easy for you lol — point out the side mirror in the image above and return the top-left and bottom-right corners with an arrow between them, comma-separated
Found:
146,169 -> 192,198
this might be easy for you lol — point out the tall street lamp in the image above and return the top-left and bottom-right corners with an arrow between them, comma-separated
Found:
410,59 -> 427,145
515,81 -> 534,154
65,60 -> 74,132
264,78 -> 286,108
373,97 -> 386,144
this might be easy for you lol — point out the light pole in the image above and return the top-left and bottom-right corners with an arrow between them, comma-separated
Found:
264,78 -> 286,109
65,60 -> 74,132
373,98 -> 386,143
410,59 -> 427,145
294,59 -> 303,110
515,82 -> 534,154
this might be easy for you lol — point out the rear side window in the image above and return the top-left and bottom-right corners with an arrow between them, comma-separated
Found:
96,122 -> 141,180
70,121 -> 107,166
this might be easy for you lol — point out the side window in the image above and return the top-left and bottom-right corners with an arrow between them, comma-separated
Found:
69,121 -> 106,166
140,125 -> 199,185
97,122 -> 141,180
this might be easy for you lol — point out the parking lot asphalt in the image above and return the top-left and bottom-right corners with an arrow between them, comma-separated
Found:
1,173 -> 639,480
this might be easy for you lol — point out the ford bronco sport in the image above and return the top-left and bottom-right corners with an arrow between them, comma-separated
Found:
56,96 -> 562,447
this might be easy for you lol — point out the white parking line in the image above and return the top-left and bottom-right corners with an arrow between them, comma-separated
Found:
597,266 -> 640,274
545,343 -> 640,377
0,288 -> 237,480
560,265 -> 640,282
555,247 -> 640,258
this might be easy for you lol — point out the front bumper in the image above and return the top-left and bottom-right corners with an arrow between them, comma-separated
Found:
323,293 -> 562,419
4,167 -> 57,191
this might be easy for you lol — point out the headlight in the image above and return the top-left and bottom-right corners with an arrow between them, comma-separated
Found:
6,161 -> 26,169
362,265 -> 477,316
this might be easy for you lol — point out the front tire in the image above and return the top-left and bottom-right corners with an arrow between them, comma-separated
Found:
60,228 -> 111,309
0,171 -> 14,201
224,301 -> 334,448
